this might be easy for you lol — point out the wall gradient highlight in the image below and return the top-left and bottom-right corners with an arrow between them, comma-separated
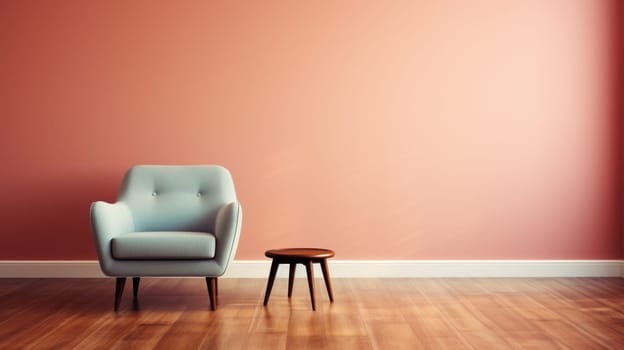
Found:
0,0 -> 622,260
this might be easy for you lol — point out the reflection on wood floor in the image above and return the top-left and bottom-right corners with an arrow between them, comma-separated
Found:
1,277 -> 624,349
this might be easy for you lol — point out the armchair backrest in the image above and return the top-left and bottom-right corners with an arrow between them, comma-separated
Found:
119,165 -> 237,233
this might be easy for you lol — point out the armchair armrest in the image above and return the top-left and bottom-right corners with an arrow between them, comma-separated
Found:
214,201 -> 243,273
90,201 -> 134,274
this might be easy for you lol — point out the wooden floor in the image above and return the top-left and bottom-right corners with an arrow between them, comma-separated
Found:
1,278 -> 624,349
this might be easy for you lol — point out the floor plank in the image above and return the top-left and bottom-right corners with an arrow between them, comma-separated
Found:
1,278 -> 623,349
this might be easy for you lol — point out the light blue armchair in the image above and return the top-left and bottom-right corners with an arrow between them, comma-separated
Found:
90,165 -> 242,311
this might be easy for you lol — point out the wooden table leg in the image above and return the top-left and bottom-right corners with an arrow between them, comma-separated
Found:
263,259 -> 280,306
304,260 -> 316,311
288,263 -> 296,298
320,258 -> 334,302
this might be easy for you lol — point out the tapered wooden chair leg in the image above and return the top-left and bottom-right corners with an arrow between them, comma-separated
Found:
206,277 -> 217,311
132,277 -> 140,300
304,261 -> 316,311
288,263 -> 296,297
131,277 -> 140,309
263,260 -> 280,306
114,277 -> 126,312
215,278 -> 219,306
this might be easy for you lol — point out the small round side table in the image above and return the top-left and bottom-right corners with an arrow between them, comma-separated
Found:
263,248 -> 335,311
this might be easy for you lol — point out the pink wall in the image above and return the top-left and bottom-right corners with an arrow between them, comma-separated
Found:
0,1 -> 621,260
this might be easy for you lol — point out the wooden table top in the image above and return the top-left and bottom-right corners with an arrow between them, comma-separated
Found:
265,248 -> 335,259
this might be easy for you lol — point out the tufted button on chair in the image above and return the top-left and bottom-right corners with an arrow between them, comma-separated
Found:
90,165 -> 242,311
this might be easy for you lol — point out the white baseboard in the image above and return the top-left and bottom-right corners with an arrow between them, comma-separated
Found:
0,260 -> 622,278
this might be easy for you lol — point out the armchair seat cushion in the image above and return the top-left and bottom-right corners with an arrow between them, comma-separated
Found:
111,231 -> 216,260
